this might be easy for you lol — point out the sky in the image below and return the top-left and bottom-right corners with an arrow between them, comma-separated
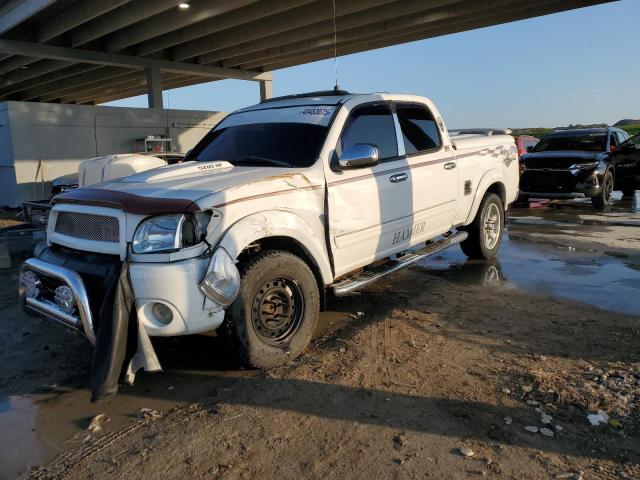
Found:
106,0 -> 640,129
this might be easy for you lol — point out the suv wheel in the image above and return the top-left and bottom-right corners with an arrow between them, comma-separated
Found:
221,250 -> 319,368
592,170 -> 613,208
460,193 -> 504,260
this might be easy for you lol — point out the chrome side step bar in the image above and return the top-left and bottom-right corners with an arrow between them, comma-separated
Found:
331,231 -> 468,296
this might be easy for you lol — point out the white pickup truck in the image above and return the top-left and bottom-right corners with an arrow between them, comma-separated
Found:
19,91 -> 518,396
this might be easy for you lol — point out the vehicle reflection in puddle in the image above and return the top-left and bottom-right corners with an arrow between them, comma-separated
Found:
419,231 -> 640,316
510,191 -> 640,224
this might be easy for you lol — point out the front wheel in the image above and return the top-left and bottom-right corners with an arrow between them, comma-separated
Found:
221,250 -> 319,369
460,193 -> 504,260
592,170 -> 613,208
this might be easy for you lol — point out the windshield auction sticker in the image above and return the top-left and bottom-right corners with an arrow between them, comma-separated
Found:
217,106 -> 337,129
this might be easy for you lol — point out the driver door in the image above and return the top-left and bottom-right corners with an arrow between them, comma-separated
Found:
325,102 -> 414,277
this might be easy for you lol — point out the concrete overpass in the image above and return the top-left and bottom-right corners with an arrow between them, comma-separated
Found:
0,0 -> 613,107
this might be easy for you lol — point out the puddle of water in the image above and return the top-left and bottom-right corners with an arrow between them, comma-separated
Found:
0,309 -> 353,479
419,232 -> 640,316
510,192 -> 640,226
0,396 -> 44,476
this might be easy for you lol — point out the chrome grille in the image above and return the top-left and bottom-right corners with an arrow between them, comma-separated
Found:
54,212 -> 120,243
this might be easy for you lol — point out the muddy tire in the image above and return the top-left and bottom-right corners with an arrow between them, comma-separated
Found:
592,170 -> 613,208
221,250 -> 319,369
460,193 -> 504,260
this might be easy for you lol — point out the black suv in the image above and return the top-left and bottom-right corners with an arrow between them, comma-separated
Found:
610,133 -> 640,197
518,127 -> 630,207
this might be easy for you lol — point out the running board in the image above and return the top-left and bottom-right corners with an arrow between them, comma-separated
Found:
330,231 -> 468,296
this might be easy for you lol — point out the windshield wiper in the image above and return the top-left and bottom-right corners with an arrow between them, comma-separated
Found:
229,155 -> 292,168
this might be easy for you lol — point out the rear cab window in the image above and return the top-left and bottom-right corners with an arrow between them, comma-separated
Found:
395,103 -> 442,155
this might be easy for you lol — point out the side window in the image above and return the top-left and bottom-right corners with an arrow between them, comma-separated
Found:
340,103 -> 398,160
395,103 -> 442,155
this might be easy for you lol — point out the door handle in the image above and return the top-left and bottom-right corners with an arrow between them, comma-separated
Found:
389,173 -> 408,183
444,161 -> 456,170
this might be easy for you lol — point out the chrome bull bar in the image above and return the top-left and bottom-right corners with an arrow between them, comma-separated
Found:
20,258 -> 96,345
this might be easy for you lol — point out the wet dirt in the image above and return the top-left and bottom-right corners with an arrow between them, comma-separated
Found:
0,232 -> 354,478
1,197 -> 639,479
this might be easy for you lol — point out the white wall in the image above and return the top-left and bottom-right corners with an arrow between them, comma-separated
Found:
0,101 -> 226,207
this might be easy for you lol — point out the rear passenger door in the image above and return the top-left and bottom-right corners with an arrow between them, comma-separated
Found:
394,102 -> 458,238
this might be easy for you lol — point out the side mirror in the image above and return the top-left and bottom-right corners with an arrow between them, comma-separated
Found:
525,145 -> 534,153
338,143 -> 379,170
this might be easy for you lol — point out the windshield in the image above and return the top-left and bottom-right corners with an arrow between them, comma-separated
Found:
533,132 -> 606,152
189,105 -> 336,168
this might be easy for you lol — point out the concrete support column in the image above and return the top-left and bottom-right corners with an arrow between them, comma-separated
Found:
145,64 -> 163,108
259,78 -> 272,101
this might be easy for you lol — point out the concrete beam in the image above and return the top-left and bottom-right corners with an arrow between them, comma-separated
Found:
0,55 -> 37,75
37,0 -> 129,42
0,0 -> 56,36
261,0 -> 610,72
70,0 -> 184,47
145,64 -> 163,108
259,78 -> 272,101
0,58 -> 73,91
0,0 -> 130,75
0,39 -> 272,81
65,72 -> 186,104
30,67 -> 134,101
171,0 -> 396,61
91,75 -> 214,105
238,0 -> 555,70
133,0 -> 310,57
202,0 -> 461,66
0,63 -> 102,97
106,0 -> 259,53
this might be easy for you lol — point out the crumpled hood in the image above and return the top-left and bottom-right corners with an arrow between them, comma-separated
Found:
92,161 -> 301,203
521,151 -> 605,169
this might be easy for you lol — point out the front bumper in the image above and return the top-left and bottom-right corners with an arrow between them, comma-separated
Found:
519,167 -> 604,200
20,258 -> 96,344
20,247 -> 227,341
519,184 -> 601,200
519,191 -> 587,199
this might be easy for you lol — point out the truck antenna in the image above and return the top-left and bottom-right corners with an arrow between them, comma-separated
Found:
331,0 -> 339,91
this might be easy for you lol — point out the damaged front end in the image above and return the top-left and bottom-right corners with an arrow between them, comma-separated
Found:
19,246 -> 160,401
19,190 -> 236,402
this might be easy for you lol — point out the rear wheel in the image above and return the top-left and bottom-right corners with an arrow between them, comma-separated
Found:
221,250 -> 319,369
460,193 -> 504,260
592,170 -> 613,208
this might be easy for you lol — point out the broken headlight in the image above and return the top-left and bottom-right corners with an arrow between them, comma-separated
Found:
199,247 -> 240,306
569,162 -> 599,174
132,211 -> 213,254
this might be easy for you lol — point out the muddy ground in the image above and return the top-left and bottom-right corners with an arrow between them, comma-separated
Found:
1,195 -> 639,480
